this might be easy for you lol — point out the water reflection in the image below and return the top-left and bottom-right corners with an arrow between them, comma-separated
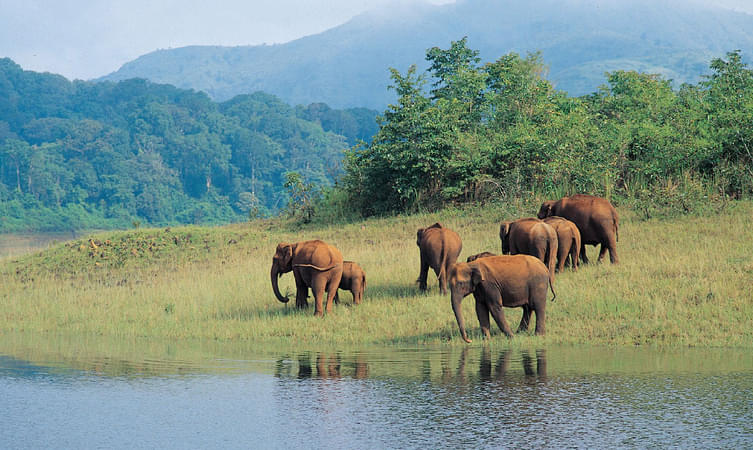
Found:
2,334 -> 753,448
274,352 -> 370,380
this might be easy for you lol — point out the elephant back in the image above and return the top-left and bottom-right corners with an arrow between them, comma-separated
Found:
295,240 -> 344,270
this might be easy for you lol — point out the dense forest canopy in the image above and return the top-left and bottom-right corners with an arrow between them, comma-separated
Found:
0,58 -> 378,231
335,40 -> 752,218
2,40 -> 752,232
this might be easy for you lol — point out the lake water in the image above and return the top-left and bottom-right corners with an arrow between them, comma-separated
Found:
1,333 -> 751,449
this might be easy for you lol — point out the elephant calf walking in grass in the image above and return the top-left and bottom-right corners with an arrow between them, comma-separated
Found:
334,261 -> 366,305
416,222 -> 463,295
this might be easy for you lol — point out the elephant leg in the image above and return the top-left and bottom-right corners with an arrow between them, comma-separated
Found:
295,277 -> 309,309
324,273 -> 341,314
474,298 -> 491,339
438,261 -> 452,295
607,233 -> 619,264
580,243 -> 589,264
557,245 -> 567,273
418,254 -> 429,291
333,290 -> 340,305
598,243 -> 609,262
533,305 -> 546,335
486,291 -> 513,338
353,286 -> 362,305
572,242 -> 580,271
517,305 -> 532,333
310,276 -> 328,317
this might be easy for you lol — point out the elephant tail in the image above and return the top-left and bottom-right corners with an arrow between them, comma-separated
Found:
548,275 -> 556,302
293,262 -> 341,272
613,208 -> 620,242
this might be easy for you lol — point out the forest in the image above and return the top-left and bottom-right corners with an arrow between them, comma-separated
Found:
2,40 -> 752,232
331,40 -> 753,219
0,58 -> 377,231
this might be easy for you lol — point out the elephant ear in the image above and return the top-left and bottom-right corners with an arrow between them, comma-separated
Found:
538,201 -> 554,219
276,243 -> 294,266
416,228 -> 425,246
470,264 -> 486,287
499,221 -> 511,239
428,222 -> 443,229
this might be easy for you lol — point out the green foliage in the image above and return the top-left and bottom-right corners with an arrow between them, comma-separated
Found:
336,42 -> 753,218
0,60 -> 374,231
283,172 -> 320,223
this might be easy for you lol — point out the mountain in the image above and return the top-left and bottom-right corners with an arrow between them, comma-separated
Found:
100,0 -> 753,109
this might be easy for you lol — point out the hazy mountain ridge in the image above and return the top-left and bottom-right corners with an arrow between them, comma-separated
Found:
102,0 -> 753,108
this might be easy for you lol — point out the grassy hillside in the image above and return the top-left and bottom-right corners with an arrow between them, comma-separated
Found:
2,200 -> 752,347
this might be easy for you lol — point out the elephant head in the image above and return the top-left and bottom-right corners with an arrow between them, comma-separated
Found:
271,242 -> 295,303
466,252 -> 496,263
499,221 -> 512,253
449,262 -> 485,343
537,201 -> 555,219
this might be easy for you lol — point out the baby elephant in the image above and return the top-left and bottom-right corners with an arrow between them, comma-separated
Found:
449,255 -> 555,343
334,261 -> 366,305
466,252 -> 497,262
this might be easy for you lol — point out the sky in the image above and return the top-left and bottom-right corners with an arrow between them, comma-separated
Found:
0,0 -> 751,81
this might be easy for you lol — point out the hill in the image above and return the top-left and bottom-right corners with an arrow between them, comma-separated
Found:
0,59 -> 378,232
100,0 -> 753,108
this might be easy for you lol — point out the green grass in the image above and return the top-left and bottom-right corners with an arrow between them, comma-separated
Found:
2,201 -> 752,347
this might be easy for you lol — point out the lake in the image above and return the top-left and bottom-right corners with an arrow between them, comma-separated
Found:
1,333 -> 751,448
0,232 -> 84,259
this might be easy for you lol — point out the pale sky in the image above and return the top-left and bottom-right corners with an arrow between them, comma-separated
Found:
0,0 -> 750,81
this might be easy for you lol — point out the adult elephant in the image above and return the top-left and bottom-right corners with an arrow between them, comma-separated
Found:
271,240 -> 343,317
537,194 -> 619,264
417,222 -> 462,295
499,217 -> 558,282
542,216 -> 581,272
449,255 -> 555,343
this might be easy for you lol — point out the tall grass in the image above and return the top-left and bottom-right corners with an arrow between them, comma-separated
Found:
1,201 -> 752,347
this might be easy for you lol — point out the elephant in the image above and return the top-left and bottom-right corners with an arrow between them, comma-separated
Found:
466,251 -> 497,262
333,260 -> 366,305
271,240 -> 343,317
537,194 -> 619,264
449,255 -> 555,343
542,216 -> 581,272
499,217 -> 558,282
416,222 -> 463,295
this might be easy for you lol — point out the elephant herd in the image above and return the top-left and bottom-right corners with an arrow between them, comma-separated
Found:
270,194 -> 619,342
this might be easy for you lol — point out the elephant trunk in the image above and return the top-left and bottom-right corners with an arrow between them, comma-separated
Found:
451,292 -> 472,343
271,264 -> 289,303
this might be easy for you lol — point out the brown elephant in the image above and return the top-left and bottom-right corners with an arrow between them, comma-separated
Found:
271,240 -> 343,317
466,251 -> 497,262
537,194 -> 619,264
449,255 -> 555,343
416,222 -> 462,295
499,217 -> 558,283
542,216 -> 581,272
334,260 -> 366,305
